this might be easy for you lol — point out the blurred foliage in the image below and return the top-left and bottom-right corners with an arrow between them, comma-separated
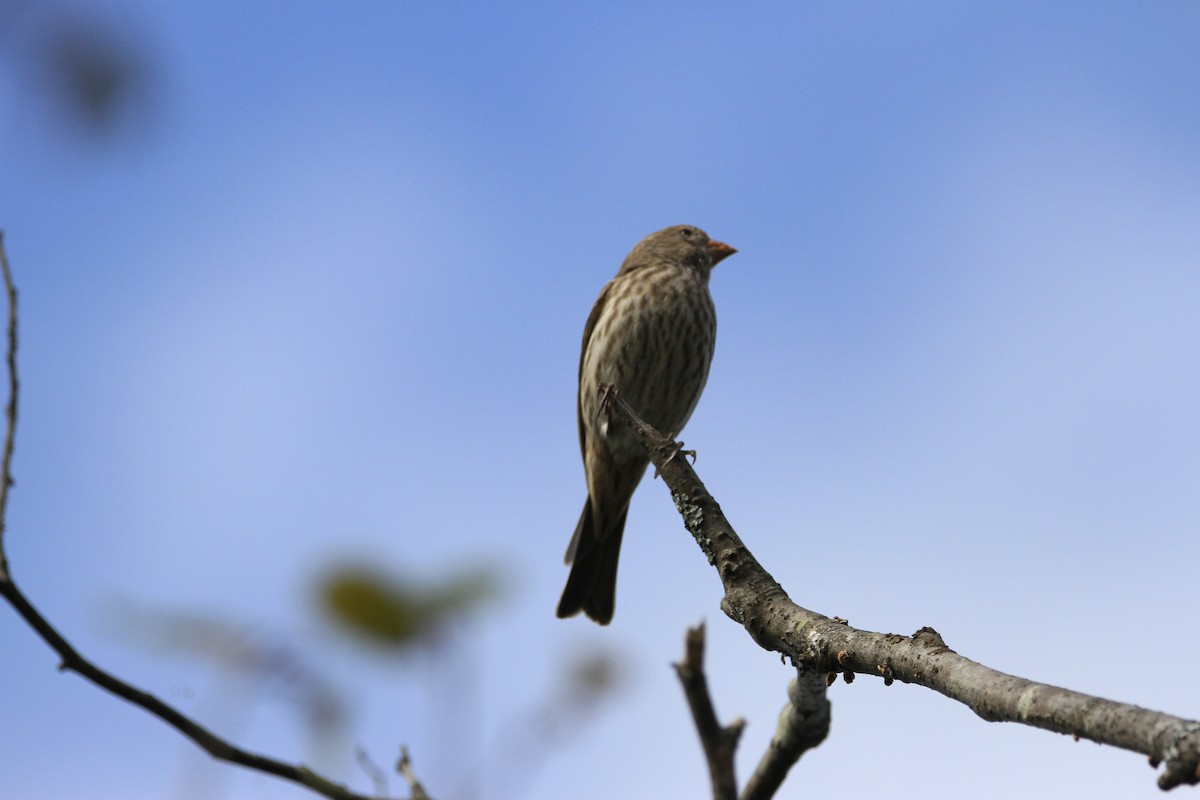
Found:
40,14 -> 146,130
319,563 -> 500,650
102,597 -> 347,737
449,646 -> 624,798
566,647 -> 620,698
1,0 -> 157,139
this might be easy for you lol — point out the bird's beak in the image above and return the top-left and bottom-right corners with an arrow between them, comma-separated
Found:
707,240 -> 737,266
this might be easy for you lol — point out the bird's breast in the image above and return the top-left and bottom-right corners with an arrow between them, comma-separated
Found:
579,266 -> 716,448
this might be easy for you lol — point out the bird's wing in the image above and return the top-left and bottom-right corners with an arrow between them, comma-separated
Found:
577,278 -> 616,458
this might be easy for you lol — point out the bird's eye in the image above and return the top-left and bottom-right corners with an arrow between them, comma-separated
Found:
679,228 -> 694,239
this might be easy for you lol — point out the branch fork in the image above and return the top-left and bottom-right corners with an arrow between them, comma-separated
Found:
603,386 -> 1200,793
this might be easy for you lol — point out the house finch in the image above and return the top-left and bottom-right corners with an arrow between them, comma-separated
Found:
557,225 -> 736,624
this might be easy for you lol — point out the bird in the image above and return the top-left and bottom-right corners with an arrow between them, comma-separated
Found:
557,224 -> 736,624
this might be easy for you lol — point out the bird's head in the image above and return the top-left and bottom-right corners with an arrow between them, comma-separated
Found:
620,225 -> 736,276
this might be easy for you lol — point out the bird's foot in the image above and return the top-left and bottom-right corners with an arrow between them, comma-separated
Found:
596,383 -> 618,419
654,436 -> 696,478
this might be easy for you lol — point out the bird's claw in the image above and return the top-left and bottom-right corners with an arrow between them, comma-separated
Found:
596,383 -> 618,419
654,436 -> 696,478
670,441 -> 698,466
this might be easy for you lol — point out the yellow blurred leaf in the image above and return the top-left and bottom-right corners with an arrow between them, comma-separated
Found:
319,564 -> 498,649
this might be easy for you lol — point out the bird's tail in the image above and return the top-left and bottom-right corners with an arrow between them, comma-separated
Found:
556,497 -> 626,625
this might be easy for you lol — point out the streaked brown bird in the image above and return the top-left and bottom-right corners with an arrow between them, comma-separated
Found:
557,225 -> 736,624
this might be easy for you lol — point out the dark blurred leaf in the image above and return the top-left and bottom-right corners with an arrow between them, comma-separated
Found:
44,18 -> 145,129
568,649 -> 620,697
2,2 -> 157,139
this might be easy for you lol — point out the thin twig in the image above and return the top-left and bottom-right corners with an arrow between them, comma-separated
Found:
397,747 -> 431,800
0,231 -> 17,580
355,747 -> 390,798
601,388 -> 1200,792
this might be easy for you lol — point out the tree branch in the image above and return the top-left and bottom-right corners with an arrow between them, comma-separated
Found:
602,386 -> 1200,792
741,668 -> 830,800
0,234 -> 419,800
674,623 -> 745,800
0,231 -> 17,582
397,746 -> 432,800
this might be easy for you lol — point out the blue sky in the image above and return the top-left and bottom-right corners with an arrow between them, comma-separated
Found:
2,2 -> 1199,799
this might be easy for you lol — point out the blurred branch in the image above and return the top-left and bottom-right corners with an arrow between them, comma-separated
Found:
673,624 -> 743,800
355,747 -> 389,798
396,747 -> 431,800
674,623 -> 830,800
601,385 -> 1200,793
103,598 -> 348,741
0,235 -> 422,800
446,645 -> 622,799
